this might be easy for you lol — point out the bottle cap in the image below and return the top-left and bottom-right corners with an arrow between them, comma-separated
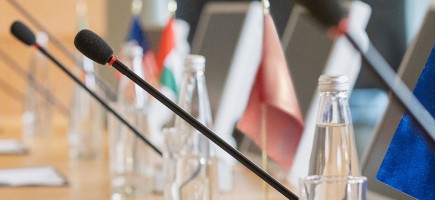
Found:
129,45 -> 143,58
36,32 -> 49,47
318,74 -> 349,91
185,54 -> 205,72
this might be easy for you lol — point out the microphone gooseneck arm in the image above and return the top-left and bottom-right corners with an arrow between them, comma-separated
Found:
35,45 -> 163,156
6,0 -> 117,101
0,49 -> 70,116
109,58 -> 298,200
293,0 -> 435,141
344,32 -> 435,142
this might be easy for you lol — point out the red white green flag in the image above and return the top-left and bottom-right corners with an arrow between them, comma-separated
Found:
149,16 -> 189,145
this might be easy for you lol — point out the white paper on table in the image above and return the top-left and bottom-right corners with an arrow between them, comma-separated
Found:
0,166 -> 68,187
0,139 -> 28,154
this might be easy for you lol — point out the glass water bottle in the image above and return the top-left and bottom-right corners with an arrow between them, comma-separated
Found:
164,55 -> 218,200
109,44 -> 153,199
308,74 -> 360,177
22,32 -> 53,138
68,55 -> 104,159
303,75 -> 363,200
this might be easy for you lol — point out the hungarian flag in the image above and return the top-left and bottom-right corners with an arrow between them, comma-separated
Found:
156,17 -> 181,97
124,15 -> 158,84
148,16 -> 189,145
237,13 -> 304,169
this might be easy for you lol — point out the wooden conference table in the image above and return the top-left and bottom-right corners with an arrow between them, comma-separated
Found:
0,116 -> 296,200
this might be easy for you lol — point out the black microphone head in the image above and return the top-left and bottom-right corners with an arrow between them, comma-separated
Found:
296,0 -> 344,27
74,29 -> 113,65
10,21 -> 36,46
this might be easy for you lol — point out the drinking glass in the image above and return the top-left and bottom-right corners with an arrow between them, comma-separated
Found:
299,176 -> 367,200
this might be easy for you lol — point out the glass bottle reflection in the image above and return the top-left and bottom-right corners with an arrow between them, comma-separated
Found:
308,74 -> 360,176
22,32 -> 53,138
68,55 -> 104,159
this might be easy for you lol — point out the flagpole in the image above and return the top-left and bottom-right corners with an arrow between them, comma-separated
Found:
76,0 -> 89,30
261,1 -> 270,200
168,0 -> 177,18
131,0 -> 143,16
261,104 -> 269,200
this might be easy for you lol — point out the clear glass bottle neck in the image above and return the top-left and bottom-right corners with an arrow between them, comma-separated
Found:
309,88 -> 361,177
173,67 -> 213,157
118,49 -> 147,110
176,69 -> 212,128
317,90 -> 352,125
82,56 -> 96,89
29,50 -> 49,79
164,61 -> 218,200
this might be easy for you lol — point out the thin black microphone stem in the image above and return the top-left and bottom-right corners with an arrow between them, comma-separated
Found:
0,49 -> 70,116
110,59 -> 298,200
6,0 -> 117,101
36,45 -> 163,156
345,32 -> 435,142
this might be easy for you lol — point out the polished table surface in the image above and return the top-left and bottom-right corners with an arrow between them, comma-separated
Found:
0,116 -> 296,200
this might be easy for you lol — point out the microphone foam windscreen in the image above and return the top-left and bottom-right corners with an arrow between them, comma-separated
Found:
10,21 -> 36,46
296,0 -> 344,27
74,29 -> 113,65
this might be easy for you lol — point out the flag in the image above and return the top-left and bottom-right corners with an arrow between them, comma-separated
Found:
124,16 -> 159,84
236,13 -> 304,169
156,17 -> 179,96
148,17 -> 189,146
211,2 -> 263,191
376,46 -> 435,200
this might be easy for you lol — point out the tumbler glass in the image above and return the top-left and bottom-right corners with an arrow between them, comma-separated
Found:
299,176 -> 367,200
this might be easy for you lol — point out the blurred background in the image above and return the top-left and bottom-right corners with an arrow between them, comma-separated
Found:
0,0 -> 429,105
0,0 -> 430,151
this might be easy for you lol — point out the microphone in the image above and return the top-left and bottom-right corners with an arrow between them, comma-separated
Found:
10,21 -> 162,157
0,49 -> 70,116
295,0 -> 435,142
6,0 -> 117,101
74,29 -> 298,200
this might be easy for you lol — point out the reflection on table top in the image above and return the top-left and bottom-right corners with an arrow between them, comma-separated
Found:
0,117 -> 296,200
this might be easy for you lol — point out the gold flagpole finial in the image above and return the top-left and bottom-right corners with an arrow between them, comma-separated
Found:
168,0 -> 177,17
131,0 -> 143,16
262,0 -> 270,15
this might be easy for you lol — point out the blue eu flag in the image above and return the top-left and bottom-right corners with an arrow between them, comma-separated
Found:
377,46 -> 435,200
126,16 -> 151,52
123,16 -> 158,83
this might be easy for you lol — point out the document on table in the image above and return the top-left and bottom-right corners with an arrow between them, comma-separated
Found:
0,166 -> 67,187
0,139 -> 28,154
